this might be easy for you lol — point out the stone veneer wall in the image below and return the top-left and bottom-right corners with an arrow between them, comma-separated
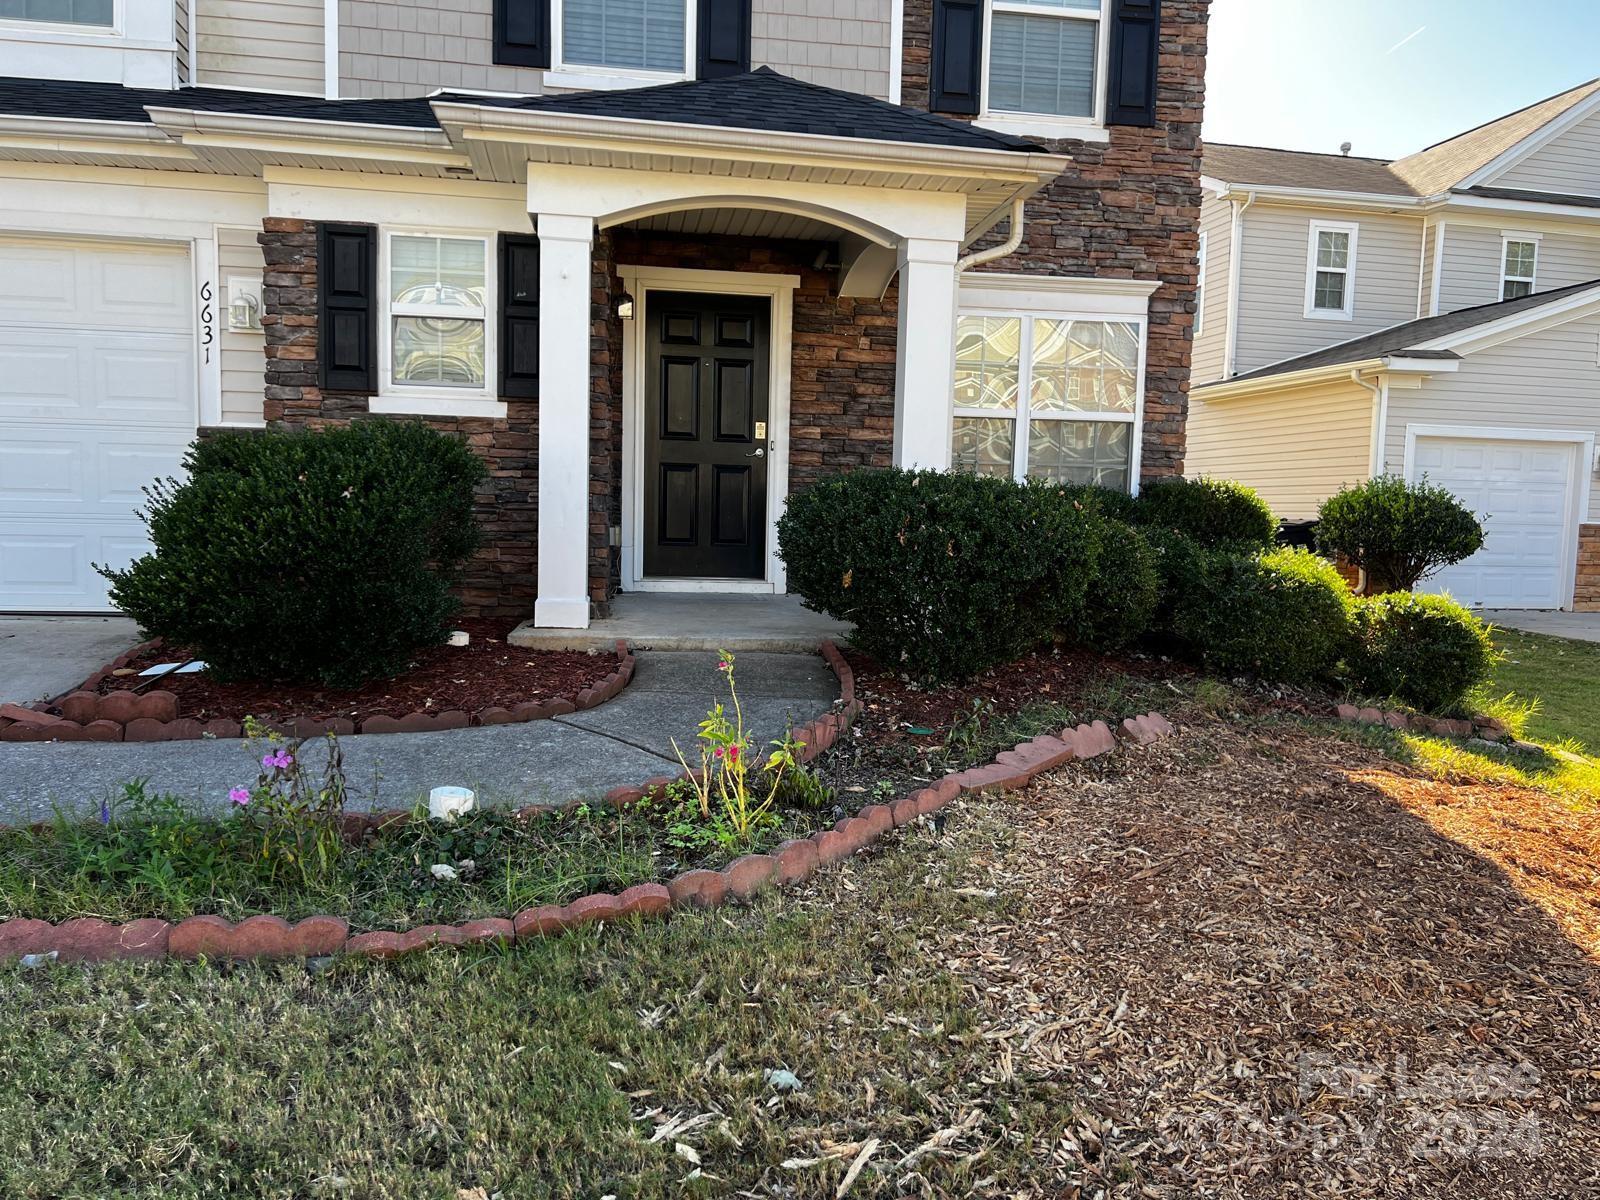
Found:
902,0 -> 1209,478
1577,524 -> 1600,612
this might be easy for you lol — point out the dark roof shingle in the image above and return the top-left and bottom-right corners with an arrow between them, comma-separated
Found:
0,76 -> 437,127
1201,143 -> 1417,196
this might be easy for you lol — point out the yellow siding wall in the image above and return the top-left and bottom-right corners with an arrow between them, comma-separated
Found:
1186,378 -> 1374,520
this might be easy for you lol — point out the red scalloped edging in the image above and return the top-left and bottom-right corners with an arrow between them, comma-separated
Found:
1330,703 -> 1516,745
0,693 -> 1180,966
1,641 -> 636,744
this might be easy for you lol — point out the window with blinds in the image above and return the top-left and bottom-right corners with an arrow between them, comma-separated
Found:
562,0 -> 686,73
987,0 -> 1102,119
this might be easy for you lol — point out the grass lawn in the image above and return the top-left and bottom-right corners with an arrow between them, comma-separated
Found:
1485,627 -> 1600,754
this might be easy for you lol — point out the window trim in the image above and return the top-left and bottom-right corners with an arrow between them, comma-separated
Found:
1499,232 -> 1540,302
952,276 -> 1151,494
1195,228 -> 1207,338
546,0 -> 697,90
374,228 -> 503,419
1303,219 -> 1358,321
976,0 -> 1113,142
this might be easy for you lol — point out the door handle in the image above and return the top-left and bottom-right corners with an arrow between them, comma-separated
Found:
746,447 -> 765,458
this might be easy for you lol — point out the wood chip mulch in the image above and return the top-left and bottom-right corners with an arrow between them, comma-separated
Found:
91,619 -> 618,725
946,715 -> 1600,1197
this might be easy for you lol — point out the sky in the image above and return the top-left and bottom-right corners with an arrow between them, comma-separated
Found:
1203,0 -> 1600,160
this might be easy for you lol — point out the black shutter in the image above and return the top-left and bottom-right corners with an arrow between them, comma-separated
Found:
499,234 -> 540,399
494,0 -> 550,68
930,0 -> 983,116
697,0 -> 750,78
317,222 -> 376,394
1106,0 -> 1160,127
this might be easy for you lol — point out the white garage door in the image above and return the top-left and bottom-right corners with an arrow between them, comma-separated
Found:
1411,433 -> 1580,610
0,237 -> 195,612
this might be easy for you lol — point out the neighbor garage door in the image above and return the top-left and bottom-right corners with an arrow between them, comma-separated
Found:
0,237 -> 195,612
1410,433 -> 1580,609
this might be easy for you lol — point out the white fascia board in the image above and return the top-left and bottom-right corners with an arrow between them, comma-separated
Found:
431,102 -> 1071,185
1192,359 -> 1391,402
1445,191 -> 1600,225
1410,286 -> 1600,355
1456,87 -> 1600,190
1381,355 -> 1460,374
145,108 -> 470,169
1207,181 -> 1432,212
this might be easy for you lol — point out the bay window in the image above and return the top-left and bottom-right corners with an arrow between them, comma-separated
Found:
952,306 -> 1143,491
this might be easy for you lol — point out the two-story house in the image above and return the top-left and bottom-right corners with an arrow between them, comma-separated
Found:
1188,79 -> 1600,612
0,0 -> 1206,628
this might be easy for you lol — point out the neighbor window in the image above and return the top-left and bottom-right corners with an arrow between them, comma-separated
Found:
1195,230 -> 1207,337
1501,237 -> 1538,300
1305,221 -> 1357,319
0,0 -> 113,25
561,0 -> 686,74
952,313 -> 1141,490
387,235 -> 489,391
987,0 -> 1105,120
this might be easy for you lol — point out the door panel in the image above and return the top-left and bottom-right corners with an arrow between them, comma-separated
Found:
643,291 -> 770,579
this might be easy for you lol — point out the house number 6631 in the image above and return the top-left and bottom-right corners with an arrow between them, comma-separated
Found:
199,280 -> 215,365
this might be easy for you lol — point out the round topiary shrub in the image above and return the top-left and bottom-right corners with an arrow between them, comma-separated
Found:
1168,546 -> 1356,685
1350,591 -> 1496,713
1078,520 -> 1159,650
1132,476 -> 1279,551
101,420 -> 486,687
1315,475 -> 1484,593
777,469 -> 1104,682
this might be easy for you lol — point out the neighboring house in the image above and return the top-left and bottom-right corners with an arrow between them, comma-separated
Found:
1189,79 -> 1600,612
0,0 -> 1206,627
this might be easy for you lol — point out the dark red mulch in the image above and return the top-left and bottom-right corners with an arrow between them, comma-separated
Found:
90,619 -> 618,725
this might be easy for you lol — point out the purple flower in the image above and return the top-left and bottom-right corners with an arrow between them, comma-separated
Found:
229,787 -> 251,807
98,799 -> 111,826
262,749 -> 294,770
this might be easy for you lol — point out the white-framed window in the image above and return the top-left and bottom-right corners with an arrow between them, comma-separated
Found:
0,0 -> 114,26
950,284 -> 1147,492
1195,229 -> 1207,338
377,231 -> 499,416
980,0 -> 1111,139
549,0 -> 693,89
1500,234 -> 1539,301
1304,219 -> 1357,320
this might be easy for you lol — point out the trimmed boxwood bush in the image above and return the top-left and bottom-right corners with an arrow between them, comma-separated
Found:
1133,476 -> 1278,550
778,469 -> 1104,682
1079,520 -> 1159,650
1315,475 -> 1484,593
1350,592 -> 1496,713
101,420 -> 485,686
1168,547 -> 1355,685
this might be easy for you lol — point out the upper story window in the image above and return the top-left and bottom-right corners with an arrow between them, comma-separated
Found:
561,0 -> 686,75
1304,220 -> 1357,321
385,233 -> 492,395
0,0 -> 113,26
1501,236 -> 1538,301
982,0 -> 1110,134
1195,229 -> 1207,337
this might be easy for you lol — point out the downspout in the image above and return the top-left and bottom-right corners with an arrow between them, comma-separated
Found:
1350,367 -> 1386,596
957,196 -> 1026,271
1222,189 -> 1256,378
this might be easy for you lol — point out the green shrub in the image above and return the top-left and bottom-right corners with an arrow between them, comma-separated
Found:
1350,592 -> 1496,713
1058,483 -> 1140,524
1169,547 -> 1355,684
101,420 -> 485,686
1141,526 -> 1212,629
1315,475 -> 1484,593
1133,476 -> 1278,550
1079,520 -> 1159,650
777,469 -> 1103,682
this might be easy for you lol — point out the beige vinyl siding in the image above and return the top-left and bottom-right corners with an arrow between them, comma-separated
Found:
218,226 -> 265,425
1187,378 -> 1373,520
1381,313 -> 1600,521
1437,222 -> 1600,313
752,0 -> 892,99
1232,204 -> 1425,376
194,0 -> 324,95
1495,109 -> 1600,197
175,0 -> 190,83
1418,220 -> 1436,316
1191,192 -> 1232,383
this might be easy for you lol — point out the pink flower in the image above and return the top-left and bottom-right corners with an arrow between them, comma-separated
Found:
229,787 -> 251,806
262,749 -> 294,770
713,747 -> 725,759
727,745 -> 740,762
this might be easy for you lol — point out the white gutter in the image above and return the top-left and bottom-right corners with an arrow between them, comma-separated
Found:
956,196 -> 1025,271
1222,189 -> 1255,378
1351,368 -> 1385,477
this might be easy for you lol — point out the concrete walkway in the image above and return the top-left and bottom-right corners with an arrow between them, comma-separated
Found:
0,616 -> 141,706
1477,610 -> 1600,644
510,592 -> 851,652
0,651 -> 837,825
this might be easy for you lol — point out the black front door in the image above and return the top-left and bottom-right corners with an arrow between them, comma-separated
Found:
643,290 -> 771,579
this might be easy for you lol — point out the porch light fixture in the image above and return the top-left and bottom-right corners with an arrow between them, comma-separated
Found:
616,291 -> 635,320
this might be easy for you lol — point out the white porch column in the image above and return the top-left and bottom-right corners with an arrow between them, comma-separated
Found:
892,236 -> 960,470
534,212 -> 596,629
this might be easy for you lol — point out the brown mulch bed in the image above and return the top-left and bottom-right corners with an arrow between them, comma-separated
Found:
945,714 -> 1600,1197
90,619 -> 618,725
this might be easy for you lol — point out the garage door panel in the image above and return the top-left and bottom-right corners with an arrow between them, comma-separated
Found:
0,425 -> 184,516
101,443 -> 183,505
0,524 -> 152,612
0,339 -> 81,416
0,439 -> 81,504
0,239 -> 190,332
0,245 -> 79,321
93,342 -> 194,422
1415,434 -> 1577,610
0,329 -> 192,424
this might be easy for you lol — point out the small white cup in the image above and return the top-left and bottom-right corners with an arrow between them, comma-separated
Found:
448,630 -> 470,647
428,785 -> 476,822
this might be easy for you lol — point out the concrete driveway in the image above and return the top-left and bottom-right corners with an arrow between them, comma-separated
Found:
1477,610 -> 1600,644
0,616 -> 141,706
